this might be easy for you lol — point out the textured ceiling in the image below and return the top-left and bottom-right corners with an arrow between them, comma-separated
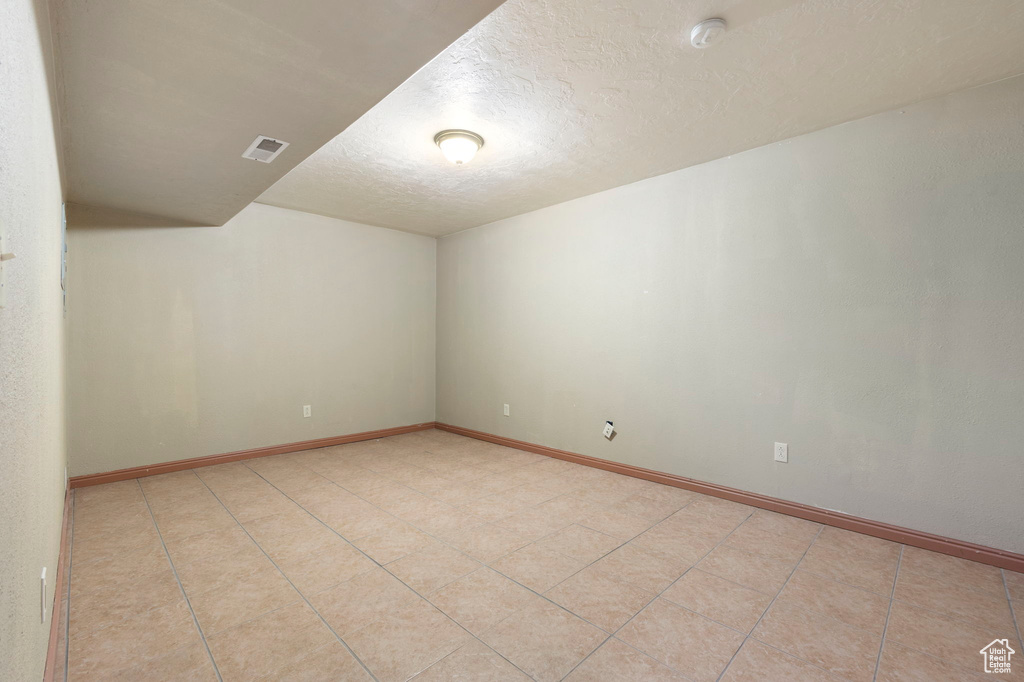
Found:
52,0 -> 503,225
258,0 -> 1024,236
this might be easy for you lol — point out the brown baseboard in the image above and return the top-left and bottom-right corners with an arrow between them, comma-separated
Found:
69,422 -> 438,488
435,422 -> 1024,573
43,482 -> 71,682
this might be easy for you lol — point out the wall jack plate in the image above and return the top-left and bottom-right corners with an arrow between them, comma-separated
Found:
603,421 -> 615,439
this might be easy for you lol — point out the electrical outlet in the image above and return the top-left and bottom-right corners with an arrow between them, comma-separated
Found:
603,421 -> 615,439
40,568 -> 47,623
503,404 -> 510,417
774,442 -> 788,463
302,405 -> 312,418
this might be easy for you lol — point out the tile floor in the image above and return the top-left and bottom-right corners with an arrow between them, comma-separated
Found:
55,429 -> 1023,681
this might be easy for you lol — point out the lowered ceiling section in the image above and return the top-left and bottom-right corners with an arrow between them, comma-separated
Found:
53,0 -> 505,226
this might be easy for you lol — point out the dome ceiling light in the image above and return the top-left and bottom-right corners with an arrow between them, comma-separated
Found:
434,129 -> 484,165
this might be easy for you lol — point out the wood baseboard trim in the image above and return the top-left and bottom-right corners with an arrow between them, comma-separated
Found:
43,483 -> 71,682
69,422 -> 438,488
435,422 -> 1024,573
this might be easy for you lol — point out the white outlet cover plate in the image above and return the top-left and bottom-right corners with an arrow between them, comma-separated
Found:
774,442 -> 788,463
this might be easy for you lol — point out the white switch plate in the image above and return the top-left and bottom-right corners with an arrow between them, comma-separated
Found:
503,404 -> 510,417
302,405 -> 312,418
774,442 -> 788,463
40,567 -> 47,623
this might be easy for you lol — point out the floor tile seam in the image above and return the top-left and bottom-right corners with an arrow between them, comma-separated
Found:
241,461 -> 582,682
712,523 -> 826,682
871,545 -> 903,682
61,491 -> 76,682
886,593 -> 1021,634
136,479 -> 225,682
189,469 -> 381,682
895,563 -> 1013,599
592,507 -> 761,680
1004,569 -> 1024,650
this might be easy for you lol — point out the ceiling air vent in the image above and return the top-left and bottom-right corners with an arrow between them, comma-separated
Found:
242,135 -> 289,163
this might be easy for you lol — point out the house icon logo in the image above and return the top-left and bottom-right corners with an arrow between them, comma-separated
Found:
980,639 -> 1015,674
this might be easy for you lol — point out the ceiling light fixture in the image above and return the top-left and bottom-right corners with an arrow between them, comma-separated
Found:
690,18 -> 727,48
434,129 -> 484,165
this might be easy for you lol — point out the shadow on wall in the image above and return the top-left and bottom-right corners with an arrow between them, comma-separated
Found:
66,203 -> 211,230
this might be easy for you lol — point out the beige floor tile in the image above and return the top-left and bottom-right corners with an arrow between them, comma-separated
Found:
532,524 -> 623,563
797,541 -> 898,595
481,601 -> 606,682
206,602 -> 335,682
71,522 -> 162,565
752,601 -> 881,682
155,505 -> 240,545
428,567 -> 546,635
576,507 -> 655,540
546,566 -> 654,632
275,541 -> 378,595
103,642 -> 218,682
70,568 -> 183,638
592,542 -> 691,593
661,568 -> 772,633
412,639 -> 531,681
309,566 -> 422,635
188,563 -> 300,635
260,640 -> 372,681
352,519 -> 435,564
617,598 -> 745,682
721,639 -> 841,682
654,507 -> 741,545
491,543 -> 587,593
444,523 -> 532,563
813,527 -> 902,563
774,569 -> 891,635
697,545 -> 794,595
894,568 -> 1015,631
629,521 -> 716,565
900,545 -> 1006,597
68,600 -> 200,680
164,524 -> 256,567
876,641 -> 988,681
563,638 -> 687,681
884,600 -> 1019,671
723,523 -> 814,563
1005,569 -> 1024,602
69,544 -> 171,597
175,542 -> 273,595
495,506 -> 575,541
388,542 -> 481,594
346,600 -> 471,682
72,506 -> 155,541
734,509 -> 823,544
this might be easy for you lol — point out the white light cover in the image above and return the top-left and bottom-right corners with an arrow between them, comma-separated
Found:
435,131 -> 483,164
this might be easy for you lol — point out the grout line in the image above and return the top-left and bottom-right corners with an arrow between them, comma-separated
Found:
712,523 -> 827,682
137,480 -> 224,682
872,544 -> 904,681
237,460 -> 537,680
61,490 -> 75,682
1003,569 -> 1024,651
189,471 -> 381,682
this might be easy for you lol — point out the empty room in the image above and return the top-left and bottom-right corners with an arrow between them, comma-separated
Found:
3,0 -> 1024,680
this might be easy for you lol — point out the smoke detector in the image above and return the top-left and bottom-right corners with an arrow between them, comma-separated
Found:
690,18 -> 727,48
242,135 -> 290,163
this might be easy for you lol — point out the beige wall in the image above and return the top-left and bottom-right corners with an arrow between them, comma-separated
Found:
437,75 -> 1024,554
67,202 -> 436,476
0,0 -> 67,678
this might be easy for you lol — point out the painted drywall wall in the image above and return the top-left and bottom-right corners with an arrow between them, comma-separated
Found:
0,0 -> 68,679
437,75 -> 1024,554
67,203 -> 436,476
